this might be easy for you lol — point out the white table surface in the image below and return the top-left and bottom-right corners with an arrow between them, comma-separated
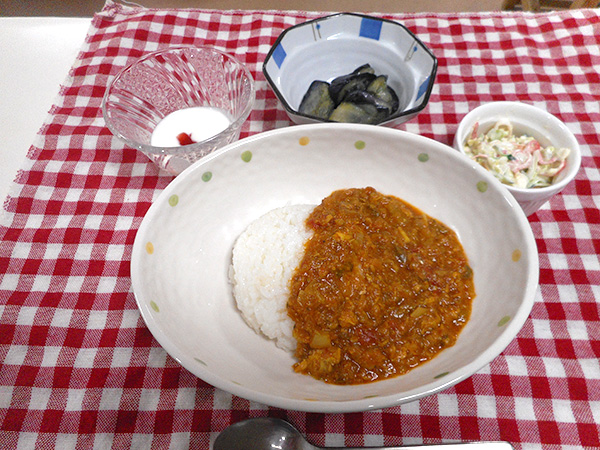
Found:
0,17 -> 91,206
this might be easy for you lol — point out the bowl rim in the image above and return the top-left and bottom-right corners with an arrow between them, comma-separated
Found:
262,12 -> 438,125
131,122 -> 539,413
101,45 -> 256,156
453,101 -> 582,194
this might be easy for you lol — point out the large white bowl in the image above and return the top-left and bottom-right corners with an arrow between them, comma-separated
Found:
453,102 -> 581,216
263,13 -> 437,126
131,123 -> 538,413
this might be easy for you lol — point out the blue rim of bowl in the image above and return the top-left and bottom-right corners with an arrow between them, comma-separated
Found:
262,12 -> 438,125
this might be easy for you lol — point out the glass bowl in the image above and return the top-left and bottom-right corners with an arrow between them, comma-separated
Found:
102,46 -> 255,175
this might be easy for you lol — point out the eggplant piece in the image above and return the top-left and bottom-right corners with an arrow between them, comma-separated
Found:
342,90 -> 391,124
352,63 -> 375,75
329,71 -> 377,105
367,75 -> 400,114
297,64 -> 399,124
330,102 -> 382,124
344,90 -> 391,112
298,80 -> 335,120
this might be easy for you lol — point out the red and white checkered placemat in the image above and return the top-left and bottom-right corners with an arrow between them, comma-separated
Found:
1,1 -> 599,448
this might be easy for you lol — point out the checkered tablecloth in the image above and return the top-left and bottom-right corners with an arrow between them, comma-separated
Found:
1,1 -> 599,448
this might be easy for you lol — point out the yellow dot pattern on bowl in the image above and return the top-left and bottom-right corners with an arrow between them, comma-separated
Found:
355,140 -> 366,150
418,153 -> 429,162
477,181 -> 488,193
194,357 -> 207,366
498,316 -> 511,327
202,172 -> 212,182
241,150 -> 252,162
168,195 -> 179,207
150,301 -> 159,313
512,249 -> 522,262
434,371 -> 450,379
145,242 -> 154,255
299,136 -> 310,146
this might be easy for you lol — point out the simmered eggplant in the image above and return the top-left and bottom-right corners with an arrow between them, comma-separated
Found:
338,90 -> 391,124
297,64 -> 400,124
298,80 -> 335,120
367,75 -> 399,113
329,72 -> 376,105
330,102 -> 381,124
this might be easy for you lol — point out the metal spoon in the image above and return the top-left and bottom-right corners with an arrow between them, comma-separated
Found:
213,417 -> 515,450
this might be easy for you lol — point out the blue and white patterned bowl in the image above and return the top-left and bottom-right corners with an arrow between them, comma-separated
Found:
263,13 -> 437,126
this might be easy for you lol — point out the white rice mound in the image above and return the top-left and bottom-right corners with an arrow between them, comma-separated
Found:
229,205 -> 314,352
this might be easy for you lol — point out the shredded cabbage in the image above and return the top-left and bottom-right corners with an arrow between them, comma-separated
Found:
463,119 -> 570,188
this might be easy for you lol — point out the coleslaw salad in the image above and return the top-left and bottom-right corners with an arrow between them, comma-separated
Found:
463,119 -> 570,189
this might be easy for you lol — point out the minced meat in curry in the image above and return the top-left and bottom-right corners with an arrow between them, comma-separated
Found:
287,187 -> 475,385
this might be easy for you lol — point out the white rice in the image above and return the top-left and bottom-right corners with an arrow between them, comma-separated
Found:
229,205 -> 314,352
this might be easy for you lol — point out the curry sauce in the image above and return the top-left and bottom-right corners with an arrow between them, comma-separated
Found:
287,187 -> 475,384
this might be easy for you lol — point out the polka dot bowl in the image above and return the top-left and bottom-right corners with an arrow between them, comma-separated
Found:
131,123 -> 538,413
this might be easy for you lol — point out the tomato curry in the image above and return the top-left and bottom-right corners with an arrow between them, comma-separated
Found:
287,187 -> 475,384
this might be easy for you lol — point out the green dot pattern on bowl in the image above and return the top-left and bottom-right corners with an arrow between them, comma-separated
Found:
354,140 -> 366,150
241,150 -> 252,162
498,316 -> 511,327
135,130 -> 528,404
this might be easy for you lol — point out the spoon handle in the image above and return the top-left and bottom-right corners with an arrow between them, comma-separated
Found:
328,443 -> 515,450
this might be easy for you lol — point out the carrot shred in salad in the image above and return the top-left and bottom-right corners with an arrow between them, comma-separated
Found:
463,119 -> 570,188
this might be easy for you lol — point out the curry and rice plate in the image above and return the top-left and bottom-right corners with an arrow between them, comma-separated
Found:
230,187 -> 475,385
